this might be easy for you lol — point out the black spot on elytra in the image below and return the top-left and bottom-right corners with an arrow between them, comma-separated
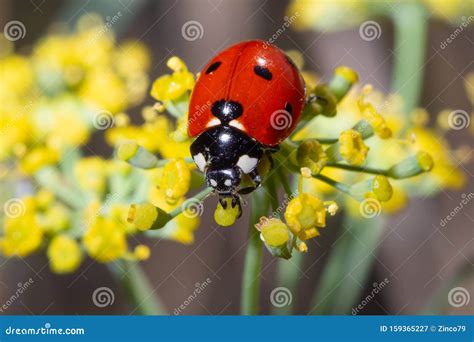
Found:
285,102 -> 293,114
206,61 -> 222,74
254,65 -> 272,81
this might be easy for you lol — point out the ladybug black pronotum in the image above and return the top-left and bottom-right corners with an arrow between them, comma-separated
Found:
188,40 -> 306,213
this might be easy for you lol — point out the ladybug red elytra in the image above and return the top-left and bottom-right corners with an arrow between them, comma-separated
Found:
188,40 -> 305,211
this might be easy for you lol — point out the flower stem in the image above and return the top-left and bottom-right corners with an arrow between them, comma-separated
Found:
309,215 -> 385,314
108,260 -> 166,315
35,167 -> 85,209
313,174 -> 352,197
272,252 -> 304,315
391,1 -> 427,127
168,187 -> 213,218
240,190 -> 269,315
316,138 -> 339,144
326,163 -> 389,176
143,187 -> 214,235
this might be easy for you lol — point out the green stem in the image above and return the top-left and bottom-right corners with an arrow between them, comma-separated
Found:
313,174 -> 352,197
241,190 -> 269,315
276,167 -> 293,199
108,260 -> 166,315
143,187 -> 214,235
326,163 -> 389,176
35,167 -> 84,208
316,138 -> 339,144
391,1 -> 427,128
309,215 -> 385,314
272,252 -> 304,315
156,157 -> 194,167
168,187 -> 213,218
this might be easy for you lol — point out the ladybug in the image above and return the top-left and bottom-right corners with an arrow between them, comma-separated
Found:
188,40 -> 305,212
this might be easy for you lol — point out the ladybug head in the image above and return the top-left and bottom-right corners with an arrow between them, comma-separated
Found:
205,166 -> 241,195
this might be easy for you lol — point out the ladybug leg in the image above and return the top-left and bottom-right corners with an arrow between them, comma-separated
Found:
249,168 -> 261,188
263,146 -> 278,169
219,194 -> 242,218
265,151 -> 275,169
230,194 -> 243,218
219,197 -> 228,209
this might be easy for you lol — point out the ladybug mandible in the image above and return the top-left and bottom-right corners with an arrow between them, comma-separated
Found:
188,40 -> 306,212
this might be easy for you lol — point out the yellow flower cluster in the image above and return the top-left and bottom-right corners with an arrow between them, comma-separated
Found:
296,81 -> 465,218
0,15 -> 157,273
0,14 -> 150,168
288,0 -> 469,31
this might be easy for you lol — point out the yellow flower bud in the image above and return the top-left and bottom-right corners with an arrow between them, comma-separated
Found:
372,175 -> 393,202
0,214 -> 43,257
75,157 -> 108,194
134,244 -> 151,260
358,99 -> 392,139
39,204 -> 70,233
296,140 -> 328,175
258,218 -> 290,247
20,148 -> 58,175
167,56 -> 187,72
83,217 -> 127,263
128,203 -> 158,231
334,66 -> 359,85
285,193 -> 326,237
117,141 -> 139,161
214,198 -> 240,227
47,235 -> 82,274
159,159 -> 191,204
150,57 -> 195,102
338,129 -> 369,166
416,151 -> 434,171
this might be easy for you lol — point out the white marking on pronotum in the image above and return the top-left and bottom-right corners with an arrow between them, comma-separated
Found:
224,179 -> 232,187
206,118 -> 221,128
210,179 -> 218,187
237,155 -> 258,174
193,153 -> 206,171
229,120 -> 246,132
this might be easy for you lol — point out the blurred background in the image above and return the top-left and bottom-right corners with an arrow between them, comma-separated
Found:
0,0 -> 472,315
